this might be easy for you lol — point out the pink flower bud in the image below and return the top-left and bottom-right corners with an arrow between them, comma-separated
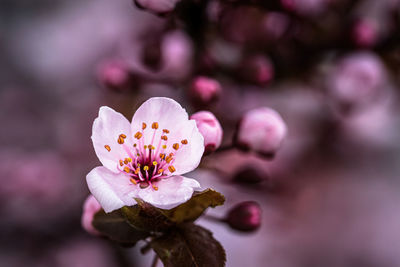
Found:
352,19 -> 378,48
239,55 -> 274,86
97,60 -> 134,92
235,107 -> 287,158
189,76 -> 222,106
81,195 -> 102,236
190,111 -> 223,154
225,201 -> 261,232
327,52 -> 386,113
134,0 -> 181,15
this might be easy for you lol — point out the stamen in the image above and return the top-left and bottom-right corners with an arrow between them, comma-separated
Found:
181,139 -> 188,145
144,145 -> 148,149
120,134 -> 127,138
123,167 -> 130,173
158,168 -> 164,174
152,122 -> 159,129
153,161 -> 158,166
159,153 -> 165,159
133,144 -> 137,147
161,136 -> 168,141
134,132 -> 143,139
104,145 -> 111,152
173,143 -> 180,150
168,166 -> 176,173
119,160 -> 124,166
142,123 -> 147,130
130,178 -> 137,185
163,129 -> 170,134
118,135 -> 125,144
152,185 -> 158,191
166,156 -> 173,163
162,145 -> 167,149
143,166 -> 149,171
135,168 -> 140,174
124,159 -> 128,164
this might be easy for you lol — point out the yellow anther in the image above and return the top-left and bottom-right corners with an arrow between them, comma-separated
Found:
163,129 -> 170,134
127,158 -> 132,162
153,161 -> 158,166
142,123 -> 147,130
137,163 -> 141,167
152,185 -> 158,191
143,166 -> 149,171
144,145 -> 148,149
152,122 -> 159,129
162,145 -> 167,149
181,139 -> 188,145
104,145 -> 111,152
119,160 -> 124,166
158,168 -> 164,174
161,135 -> 168,141
151,145 -> 156,150
168,165 -> 176,173
134,132 -> 143,139
130,178 -> 137,185
133,144 -> 137,147
123,167 -> 130,173
173,143 -> 179,150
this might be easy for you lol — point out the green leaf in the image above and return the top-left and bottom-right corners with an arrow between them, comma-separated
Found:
159,189 -> 225,223
151,223 -> 226,267
92,209 -> 149,246
120,201 -> 174,232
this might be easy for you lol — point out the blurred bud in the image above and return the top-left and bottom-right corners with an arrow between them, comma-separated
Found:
81,195 -> 102,236
225,201 -> 261,232
281,0 -> 330,16
189,76 -> 222,106
327,52 -> 386,113
352,19 -> 378,48
134,0 -> 180,15
235,107 -> 287,158
233,166 -> 267,184
190,111 -> 223,154
97,60 -> 134,92
239,55 -> 274,86
261,12 -> 290,41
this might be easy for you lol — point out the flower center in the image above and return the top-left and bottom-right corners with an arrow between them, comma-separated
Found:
105,121 -> 188,191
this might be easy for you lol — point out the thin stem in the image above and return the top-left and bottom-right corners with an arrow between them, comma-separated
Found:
213,144 -> 235,154
151,255 -> 159,267
203,213 -> 225,223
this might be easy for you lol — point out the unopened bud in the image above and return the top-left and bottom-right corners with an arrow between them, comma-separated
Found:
225,201 -> 261,232
97,60 -> 134,92
189,76 -> 222,106
239,55 -> 274,86
352,19 -> 378,48
235,107 -> 287,158
81,195 -> 102,236
190,111 -> 223,154
133,0 -> 181,15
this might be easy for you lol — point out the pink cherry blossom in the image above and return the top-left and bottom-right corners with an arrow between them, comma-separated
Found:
81,195 -> 102,235
190,111 -> 223,154
86,97 -> 204,212
236,107 -> 287,158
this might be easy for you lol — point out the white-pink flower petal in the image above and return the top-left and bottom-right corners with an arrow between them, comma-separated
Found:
137,175 -> 200,209
131,97 -> 204,175
86,166 -> 137,213
92,107 -> 134,173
